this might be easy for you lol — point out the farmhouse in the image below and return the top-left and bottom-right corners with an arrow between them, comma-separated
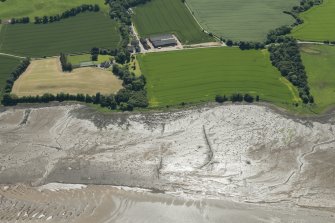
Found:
149,34 -> 177,48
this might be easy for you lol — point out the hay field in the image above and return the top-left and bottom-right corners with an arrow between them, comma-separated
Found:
132,0 -> 213,44
138,47 -> 299,107
0,55 -> 21,97
0,0 -> 109,20
12,58 -> 123,97
186,0 -> 298,42
0,13 -> 120,57
292,0 -> 335,41
300,44 -> 335,112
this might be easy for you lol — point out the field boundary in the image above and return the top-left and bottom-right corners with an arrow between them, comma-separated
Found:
0,52 -> 26,59
184,1 -> 221,41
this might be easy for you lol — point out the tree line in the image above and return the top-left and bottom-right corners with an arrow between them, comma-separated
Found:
60,53 -> 73,72
287,0 -> 323,25
3,58 -> 30,95
219,38 -> 265,50
34,4 -> 100,24
2,90 -> 148,111
215,93 -> 259,104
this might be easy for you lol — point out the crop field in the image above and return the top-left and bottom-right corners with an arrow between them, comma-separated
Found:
12,58 -> 123,97
292,0 -> 335,41
186,0 -> 298,42
132,0 -> 213,44
0,13 -> 121,58
138,47 -> 299,107
300,44 -> 335,112
0,0 -> 109,20
0,55 -> 21,97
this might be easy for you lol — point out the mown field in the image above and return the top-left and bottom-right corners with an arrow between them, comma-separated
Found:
0,0 -> 109,20
12,58 -> 123,97
0,55 -> 21,97
292,0 -> 335,41
138,47 -> 299,107
186,0 -> 298,42
132,0 -> 213,44
300,44 -> 335,112
0,12 -> 120,58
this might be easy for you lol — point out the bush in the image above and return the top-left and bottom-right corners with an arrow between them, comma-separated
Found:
215,95 -> 228,103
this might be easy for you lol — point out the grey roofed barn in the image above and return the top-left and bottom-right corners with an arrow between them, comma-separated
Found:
149,34 -> 177,48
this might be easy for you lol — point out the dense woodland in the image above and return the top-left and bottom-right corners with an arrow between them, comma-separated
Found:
268,35 -> 313,104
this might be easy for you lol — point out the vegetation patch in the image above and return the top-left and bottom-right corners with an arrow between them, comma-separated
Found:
0,55 -> 21,97
12,58 -> 123,97
292,0 -> 335,41
138,47 -> 299,107
67,54 -> 112,66
132,0 -> 213,44
0,12 -> 121,57
300,44 -> 335,112
0,0 -> 109,20
186,0 -> 298,42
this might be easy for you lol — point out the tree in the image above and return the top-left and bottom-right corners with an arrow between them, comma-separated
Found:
91,54 -> 98,61
243,94 -> 254,103
119,102 -> 133,111
1,94 -> 18,106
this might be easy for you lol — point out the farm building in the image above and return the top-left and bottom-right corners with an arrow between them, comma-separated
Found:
149,34 -> 177,48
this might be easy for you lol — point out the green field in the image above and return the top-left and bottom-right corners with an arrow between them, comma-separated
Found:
300,44 -> 335,112
0,12 -> 121,58
68,54 -> 112,65
0,55 -> 21,97
292,0 -> 335,42
132,0 -> 213,44
186,0 -> 298,42
138,47 -> 300,107
0,0 -> 109,20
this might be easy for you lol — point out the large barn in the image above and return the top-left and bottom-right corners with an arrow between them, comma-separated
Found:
149,34 -> 177,48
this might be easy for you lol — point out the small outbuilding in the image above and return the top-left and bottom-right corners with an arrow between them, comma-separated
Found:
149,34 -> 177,48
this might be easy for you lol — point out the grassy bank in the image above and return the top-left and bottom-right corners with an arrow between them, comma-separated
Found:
300,44 -> 335,113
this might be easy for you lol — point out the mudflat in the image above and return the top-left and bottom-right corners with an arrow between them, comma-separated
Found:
0,104 -> 334,222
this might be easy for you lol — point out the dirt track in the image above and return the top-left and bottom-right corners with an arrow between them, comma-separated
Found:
0,104 -> 334,222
